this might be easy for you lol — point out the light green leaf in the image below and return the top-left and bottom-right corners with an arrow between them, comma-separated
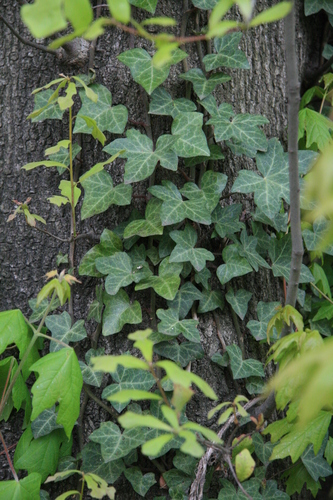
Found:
157,308 -> 200,343
80,116 -> 106,145
298,108 -> 333,151
64,0 -> 93,32
46,142 -> 81,175
154,341 -> 204,367
203,33 -> 250,71
180,69 -> 230,99
129,0 -> 158,13
235,449 -> 255,482
102,289 -> 142,336
107,0 -> 131,23
171,112 -> 210,158
79,230 -> 123,277
325,437 -> 333,466
58,82 -> 77,110
30,348 -> 83,438
22,160 -> 67,171
142,433 -> 174,456
124,467 -> 156,496
124,199 -> 163,237
249,2 -> 293,27
107,389 -> 162,403
198,289 -> 224,313
247,301 -> 281,341
0,472 -> 41,500
149,87 -> 196,118
81,170 -> 132,220
92,354 -> 149,373
169,224 -> 215,272
45,312 -> 87,352
74,84 -> 128,135
21,0 -> 67,38
226,344 -> 264,379
79,151 -> 124,183
118,48 -> 187,94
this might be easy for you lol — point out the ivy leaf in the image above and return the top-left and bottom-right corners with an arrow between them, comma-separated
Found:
226,288 -> 252,320
171,112 -> 210,157
124,199 -> 163,238
195,267 -> 211,290
191,0 -> 218,8
167,282 -> 203,319
79,348 -> 105,387
235,449 -> 255,482
237,230 -> 270,271
81,170 -> 132,220
298,108 -> 333,151
102,365 -> 155,413
74,84 -> 128,135
89,421 -> 145,462
118,48 -> 187,94
47,142 -> 81,175
154,341 -> 204,367
135,258 -> 182,300
169,224 -> 215,272
283,462 -> 321,498
217,245 -> 253,285
252,433 -> 275,466
149,87 -> 196,117
30,348 -> 83,438
303,217 -> 333,256
198,290 -> 224,313
304,0 -> 333,15
218,478 -> 261,499
79,229 -> 123,277
269,234 -> 314,283
29,88 -> 64,122
31,406 -> 63,439
0,472 -> 41,500
203,95 -> 268,156
212,203 -> 245,238
226,344 -> 264,379
247,301 -> 281,341
81,442 -> 125,484
0,357 -> 31,426
0,309 -> 39,380
203,33 -> 250,71
262,480 -> 290,500
124,467 -> 156,496
102,289 -> 142,336
45,312 -> 87,352
157,308 -> 200,343
29,297 -> 60,323
179,69 -> 230,99
301,443 -> 332,481
14,425 -> 69,482
184,144 -> 224,168
129,0 -> 158,13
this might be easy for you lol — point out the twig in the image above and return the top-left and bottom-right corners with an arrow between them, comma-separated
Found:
213,311 -> 226,352
311,282 -> 333,305
225,454 -> 253,500
33,225 -> 69,243
82,384 -> 118,419
0,431 -> 18,482
0,358 -> 15,410
181,0 -> 192,100
88,0 -> 102,68
0,14 -> 57,55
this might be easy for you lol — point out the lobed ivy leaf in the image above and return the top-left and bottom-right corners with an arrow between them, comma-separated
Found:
79,348 -> 105,387
30,348 -> 83,438
235,230 -> 270,271
89,421 -> 145,462
154,340 -> 204,367
81,171 -> 132,219
269,234 -> 314,283
304,0 -> 333,15
81,442 -> 125,484
149,87 -> 196,117
226,344 -> 264,379
74,83 -> 128,135
283,461 -> 322,498
45,311 -> 87,352
124,467 -> 156,496
118,48 -> 187,94
217,245 -> 253,285
0,472 -> 41,500
212,203 -> 245,239
102,290 -> 142,336
252,433 -> 275,466
79,229 -> 123,277
303,217 -> 333,256
195,267 -> 211,290
226,288 -> 252,320
198,289 -> 224,313
168,282 -> 203,319
171,111 -> 210,158
301,442 -> 332,481
124,199 -> 163,238
192,0 -> 218,8
203,33 -> 250,71
157,308 -> 200,343
31,406 -> 63,439
129,0 -> 158,13
218,478 -> 261,499
47,142 -> 81,175
135,258 -> 182,300
169,224 -> 215,272
184,143 -> 224,168
247,301 -> 281,341
180,68 -> 230,99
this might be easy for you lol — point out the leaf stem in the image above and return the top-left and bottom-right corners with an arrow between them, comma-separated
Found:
69,105 -> 76,239
310,282 -> 333,305
225,454 -> 253,500
82,384 -> 118,419
37,332 -> 71,348
0,430 -> 19,482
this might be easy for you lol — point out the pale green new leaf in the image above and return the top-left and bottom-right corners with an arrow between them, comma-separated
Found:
21,0 -> 67,38
298,108 -> 333,151
74,84 -> 128,135
118,48 -> 187,94
124,467 -> 156,497
102,290 -> 142,336
107,0 -> 131,23
0,473 -> 41,500
81,171 -> 132,220
0,358 -> 31,426
226,344 -> 264,379
179,69 -> 230,99
249,2 -> 293,27
203,33 -> 250,71
45,312 -> 87,352
29,89 -> 64,122
30,348 -> 83,438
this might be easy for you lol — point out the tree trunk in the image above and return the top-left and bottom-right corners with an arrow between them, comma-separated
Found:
0,0 -> 324,498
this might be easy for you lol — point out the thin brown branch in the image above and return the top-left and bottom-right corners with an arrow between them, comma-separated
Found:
32,225 -> 69,243
225,454 -> 253,500
0,431 -> 18,482
83,384 -> 118,419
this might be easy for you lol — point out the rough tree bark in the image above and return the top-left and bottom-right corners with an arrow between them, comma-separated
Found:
0,0 -> 325,498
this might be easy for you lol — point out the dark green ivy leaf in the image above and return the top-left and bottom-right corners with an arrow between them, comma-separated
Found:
102,290 -> 142,336
203,33 -> 250,71
226,288 -> 252,320
179,68 -> 230,99
149,87 -> 196,117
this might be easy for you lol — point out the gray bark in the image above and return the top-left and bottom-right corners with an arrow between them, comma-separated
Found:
0,0 -> 324,498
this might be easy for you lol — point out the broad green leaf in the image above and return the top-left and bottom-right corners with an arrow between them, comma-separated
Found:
74,84 -> 128,135
249,2 -> 293,27
232,138 -> 289,217
303,217 -> 333,256
79,348 -> 105,387
118,48 -> 187,94
211,352 -> 229,368
0,357 -> 31,425
226,344 -> 264,379
30,348 -> 83,437
217,245 -> 253,285
301,442 -> 332,481
203,33 -> 250,71
0,309 -> 39,380
252,433 -> 274,465
269,234 -> 314,283
81,170 -> 132,220
119,411 -> 173,432
0,472 -> 41,500
89,421 -> 146,462
14,425 -> 68,482
29,89 -> 65,122
167,282 -> 203,319
80,116 -> 106,145
304,0 -> 333,15
247,301 -> 280,341
92,354 -> 149,373
57,82 -> 76,110
203,95 -> 268,157
171,112 -> 210,158
58,180 -> 81,208
262,480 -> 290,499
124,199 -> 163,237
169,224 -> 215,272
163,469 -> 192,494
107,0 -> 131,23
83,473 -> 115,500
267,412 -> 331,462
21,160 -> 67,171
198,289 -> 224,313
195,267 -> 211,290
81,442 -> 125,484
298,108 -> 333,151
212,203 -> 245,238
225,288 -> 252,319
235,449 -> 255,482
173,451 -> 198,476
179,69 -> 230,99
149,87 -> 196,117
124,467 -> 156,496
21,0 -> 67,38
135,257 -> 181,299
142,434 -> 174,456
64,0 -> 93,31
129,0 -> 158,13
102,289 -> 142,335
45,312 -> 87,352
154,341 -> 204,367
283,461 -> 322,498
31,406 -> 63,439
79,230 -> 123,277
157,308 -> 200,343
